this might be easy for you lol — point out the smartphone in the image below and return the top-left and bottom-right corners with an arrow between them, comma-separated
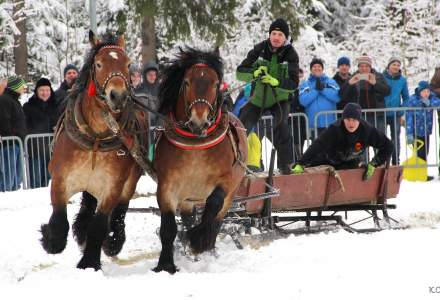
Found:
358,73 -> 369,81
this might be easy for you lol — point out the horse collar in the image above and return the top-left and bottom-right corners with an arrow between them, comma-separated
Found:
163,110 -> 229,150
171,108 -> 222,138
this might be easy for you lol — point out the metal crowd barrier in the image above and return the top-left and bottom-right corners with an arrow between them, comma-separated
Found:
254,113 -> 310,170
0,136 -> 27,191
314,107 -> 440,169
24,133 -> 54,189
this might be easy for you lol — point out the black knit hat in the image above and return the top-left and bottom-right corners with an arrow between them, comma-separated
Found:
310,58 -> 324,70
63,64 -> 79,77
34,77 -> 52,94
269,18 -> 289,38
342,103 -> 362,120
35,77 -> 51,89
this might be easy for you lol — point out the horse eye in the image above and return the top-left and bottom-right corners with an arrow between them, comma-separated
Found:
96,63 -> 102,69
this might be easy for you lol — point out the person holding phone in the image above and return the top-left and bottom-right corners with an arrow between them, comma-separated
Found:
340,54 -> 390,133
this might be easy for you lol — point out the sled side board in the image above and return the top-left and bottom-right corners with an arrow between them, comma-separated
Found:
235,166 -> 403,214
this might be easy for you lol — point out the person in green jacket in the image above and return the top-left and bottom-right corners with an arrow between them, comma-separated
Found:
236,18 -> 300,175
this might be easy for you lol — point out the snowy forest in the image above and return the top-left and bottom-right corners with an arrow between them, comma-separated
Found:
1,0 -> 440,89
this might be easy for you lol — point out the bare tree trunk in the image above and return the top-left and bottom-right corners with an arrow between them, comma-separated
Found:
141,14 -> 156,64
13,0 -> 28,80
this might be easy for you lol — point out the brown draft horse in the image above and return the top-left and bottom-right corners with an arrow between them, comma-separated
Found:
41,32 -> 146,270
153,48 -> 247,273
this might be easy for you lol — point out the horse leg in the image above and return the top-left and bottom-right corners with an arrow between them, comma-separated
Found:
102,202 -> 129,257
40,185 -> 70,254
76,211 -> 108,270
72,192 -> 97,248
187,186 -> 225,254
153,211 -> 178,274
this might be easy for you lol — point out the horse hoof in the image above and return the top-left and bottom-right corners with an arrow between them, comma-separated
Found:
152,263 -> 178,274
77,257 -> 101,271
40,223 -> 68,254
187,222 -> 220,254
102,230 -> 126,257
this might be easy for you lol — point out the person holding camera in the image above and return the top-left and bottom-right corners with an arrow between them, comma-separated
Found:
299,58 -> 340,138
340,54 -> 390,133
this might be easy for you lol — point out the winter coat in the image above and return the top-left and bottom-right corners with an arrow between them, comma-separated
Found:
405,94 -> 440,138
340,69 -> 390,109
383,70 -> 409,117
23,90 -> 59,135
139,62 -> 161,126
54,80 -> 74,116
298,118 -> 393,169
333,72 -> 351,110
236,39 -> 299,108
0,88 -> 27,140
299,74 -> 340,129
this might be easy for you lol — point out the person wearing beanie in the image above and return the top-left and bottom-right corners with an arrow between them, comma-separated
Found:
340,53 -> 390,133
55,63 -> 79,111
405,81 -> 440,180
291,102 -> 393,179
0,76 -> 27,191
129,63 -> 144,93
382,56 -> 409,166
299,57 -> 340,137
23,77 -> 59,188
333,56 -> 352,109
236,18 -> 300,175
134,60 -> 161,127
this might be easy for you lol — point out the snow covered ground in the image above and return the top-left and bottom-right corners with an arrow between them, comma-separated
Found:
1,175 -> 440,300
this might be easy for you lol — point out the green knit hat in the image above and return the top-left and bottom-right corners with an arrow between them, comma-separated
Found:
7,76 -> 26,92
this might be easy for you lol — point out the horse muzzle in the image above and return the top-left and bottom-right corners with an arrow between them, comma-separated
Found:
106,89 -> 129,113
186,116 -> 211,137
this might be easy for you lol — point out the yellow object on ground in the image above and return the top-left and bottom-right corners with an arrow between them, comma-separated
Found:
247,132 -> 261,169
402,140 -> 427,182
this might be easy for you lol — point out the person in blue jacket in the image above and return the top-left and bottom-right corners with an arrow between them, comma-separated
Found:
405,81 -> 440,172
383,57 -> 409,165
299,58 -> 340,137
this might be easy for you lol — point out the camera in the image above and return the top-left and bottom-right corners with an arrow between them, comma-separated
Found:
358,73 -> 369,81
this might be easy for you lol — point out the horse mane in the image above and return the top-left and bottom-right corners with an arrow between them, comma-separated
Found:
68,33 -> 122,102
158,47 -> 224,114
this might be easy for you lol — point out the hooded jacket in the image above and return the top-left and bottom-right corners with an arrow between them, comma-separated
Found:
0,88 -> 27,140
405,93 -> 440,138
383,70 -> 409,117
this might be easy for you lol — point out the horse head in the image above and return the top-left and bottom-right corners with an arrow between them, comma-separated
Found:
89,31 -> 131,114
182,63 -> 220,135
159,47 -> 223,137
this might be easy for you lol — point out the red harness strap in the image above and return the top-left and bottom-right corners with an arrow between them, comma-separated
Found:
165,130 -> 228,150
164,109 -> 228,150
171,109 -> 222,138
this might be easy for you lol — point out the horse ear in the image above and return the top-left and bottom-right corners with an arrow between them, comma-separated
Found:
117,34 -> 126,49
89,30 -> 100,47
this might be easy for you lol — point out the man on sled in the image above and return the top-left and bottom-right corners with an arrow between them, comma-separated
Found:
292,103 -> 394,180
236,18 -> 300,175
